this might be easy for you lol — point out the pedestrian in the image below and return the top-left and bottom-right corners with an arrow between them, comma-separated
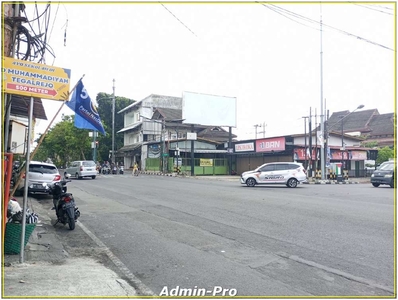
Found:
133,162 -> 139,176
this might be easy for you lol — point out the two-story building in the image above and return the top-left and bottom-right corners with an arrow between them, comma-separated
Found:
117,94 -> 237,174
116,94 -> 183,168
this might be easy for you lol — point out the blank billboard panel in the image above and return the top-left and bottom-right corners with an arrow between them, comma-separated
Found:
182,91 -> 237,127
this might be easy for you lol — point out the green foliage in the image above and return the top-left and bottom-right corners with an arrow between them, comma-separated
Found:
361,141 -> 378,148
33,93 -> 134,166
95,93 -> 134,163
376,146 -> 395,165
33,115 -> 92,167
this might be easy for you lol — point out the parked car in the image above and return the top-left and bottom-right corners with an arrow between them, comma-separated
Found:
241,162 -> 307,188
65,160 -> 97,179
13,161 -> 61,195
371,161 -> 395,188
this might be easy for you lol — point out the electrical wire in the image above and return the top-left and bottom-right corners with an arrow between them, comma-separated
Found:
350,2 -> 394,15
159,2 -> 197,37
258,2 -> 394,51
18,2 -> 55,63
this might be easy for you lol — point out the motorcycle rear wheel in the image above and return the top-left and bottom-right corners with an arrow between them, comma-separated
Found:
68,217 -> 75,230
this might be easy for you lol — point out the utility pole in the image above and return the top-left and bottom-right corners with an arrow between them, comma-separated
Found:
302,116 -> 309,170
258,122 -> 266,138
309,107 -> 312,177
254,122 -> 265,139
319,6 -> 325,180
112,79 -> 115,164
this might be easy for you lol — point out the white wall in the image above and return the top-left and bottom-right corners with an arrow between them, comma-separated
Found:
10,121 -> 27,154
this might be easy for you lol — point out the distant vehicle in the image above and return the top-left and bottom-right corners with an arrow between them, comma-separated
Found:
13,161 -> 61,195
240,162 -> 307,188
65,160 -> 97,179
371,161 -> 395,188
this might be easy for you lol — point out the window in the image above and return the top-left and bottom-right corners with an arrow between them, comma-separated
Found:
30,164 -> 58,174
288,164 -> 301,170
259,165 -> 275,172
275,164 -> 289,170
83,161 -> 96,167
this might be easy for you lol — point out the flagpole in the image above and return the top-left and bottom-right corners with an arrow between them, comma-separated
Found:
29,74 -> 85,161
10,74 -> 85,197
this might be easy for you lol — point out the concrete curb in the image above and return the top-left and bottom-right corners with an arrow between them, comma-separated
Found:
304,180 -> 361,185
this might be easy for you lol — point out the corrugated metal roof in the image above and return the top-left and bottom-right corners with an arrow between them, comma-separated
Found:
118,143 -> 142,152
117,121 -> 142,133
8,94 -> 47,120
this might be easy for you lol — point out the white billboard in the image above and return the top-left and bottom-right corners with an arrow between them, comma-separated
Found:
182,91 -> 237,127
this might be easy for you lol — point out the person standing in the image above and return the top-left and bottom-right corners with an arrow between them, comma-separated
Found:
133,162 -> 139,176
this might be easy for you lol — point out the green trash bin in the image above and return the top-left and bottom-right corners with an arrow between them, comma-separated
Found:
4,223 -> 36,255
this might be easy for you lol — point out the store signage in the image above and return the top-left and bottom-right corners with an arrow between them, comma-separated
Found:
256,137 -> 285,152
200,159 -> 213,166
235,142 -> 254,152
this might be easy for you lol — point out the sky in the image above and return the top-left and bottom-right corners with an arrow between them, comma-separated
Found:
24,1 -> 395,141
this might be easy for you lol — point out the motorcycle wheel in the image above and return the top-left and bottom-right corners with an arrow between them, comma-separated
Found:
68,215 -> 75,230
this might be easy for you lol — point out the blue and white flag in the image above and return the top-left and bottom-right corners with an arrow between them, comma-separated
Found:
66,81 -> 106,135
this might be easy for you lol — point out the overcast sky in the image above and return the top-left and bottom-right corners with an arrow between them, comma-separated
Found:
29,2 -> 395,140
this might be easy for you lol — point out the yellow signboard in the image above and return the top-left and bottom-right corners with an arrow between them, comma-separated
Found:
200,159 -> 213,167
2,57 -> 71,101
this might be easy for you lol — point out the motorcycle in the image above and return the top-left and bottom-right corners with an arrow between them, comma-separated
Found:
46,176 -> 80,230
102,166 -> 110,174
119,166 -> 124,174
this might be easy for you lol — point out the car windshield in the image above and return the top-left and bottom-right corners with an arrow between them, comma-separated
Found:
379,163 -> 394,171
30,164 -> 58,174
83,161 -> 96,167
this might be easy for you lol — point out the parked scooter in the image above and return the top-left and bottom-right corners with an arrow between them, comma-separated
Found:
46,174 -> 80,230
119,166 -> 124,174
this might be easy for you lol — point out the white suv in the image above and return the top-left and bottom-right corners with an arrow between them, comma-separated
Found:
241,162 -> 307,188
13,161 -> 61,195
65,160 -> 97,179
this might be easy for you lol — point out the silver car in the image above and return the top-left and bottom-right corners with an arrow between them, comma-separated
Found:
65,160 -> 97,179
13,161 -> 61,195
241,162 -> 307,188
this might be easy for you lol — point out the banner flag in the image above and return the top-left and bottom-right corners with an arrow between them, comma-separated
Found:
66,81 -> 106,135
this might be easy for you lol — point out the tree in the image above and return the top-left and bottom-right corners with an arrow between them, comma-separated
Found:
95,93 -> 134,163
33,93 -> 134,166
361,141 -> 378,148
33,115 -> 92,167
376,146 -> 394,166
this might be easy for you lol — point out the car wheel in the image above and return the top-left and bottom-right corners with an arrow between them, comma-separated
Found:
246,178 -> 256,187
372,183 -> 380,187
287,178 -> 298,188
92,175 -> 96,179
390,180 -> 394,188
76,173 -> 82,179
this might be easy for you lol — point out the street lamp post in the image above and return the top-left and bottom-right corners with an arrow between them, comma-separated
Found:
327,104 -> 365,177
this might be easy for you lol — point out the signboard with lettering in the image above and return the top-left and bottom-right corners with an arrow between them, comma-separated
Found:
2,57 -> 71,101
200,159 -> 213,166
235,142 -> 254,152
256,137 -> 285,152
350,150 -> 367,160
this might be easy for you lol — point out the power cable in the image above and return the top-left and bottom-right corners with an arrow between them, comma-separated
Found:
350,2 -> 394,15
258,3 -> 394,51
159,2 -> 197,37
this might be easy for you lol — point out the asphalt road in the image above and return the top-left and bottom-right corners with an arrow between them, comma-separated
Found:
48,174 -> 395,297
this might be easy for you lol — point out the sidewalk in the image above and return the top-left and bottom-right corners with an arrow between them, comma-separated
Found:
3,195 -> 139,297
